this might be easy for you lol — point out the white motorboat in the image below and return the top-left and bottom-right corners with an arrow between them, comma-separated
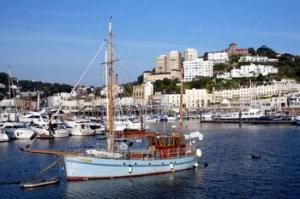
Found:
30,122 -> 69,138
52,123 -> 69,138
65,121 -> 95,136
30,123 -> 50,137
18,112 -> 48,124
113,117 -> 142,131
200,112 -> 214,121
0,128 -> 9,142
217,108 -> 264,120
166,115 -> 177,122
73,119 -> 106,135
2,122 -> 35,139
143,115 -> 158,123
86,122 -> 106,135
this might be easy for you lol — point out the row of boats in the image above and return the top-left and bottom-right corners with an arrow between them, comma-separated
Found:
0,111 -> 147,142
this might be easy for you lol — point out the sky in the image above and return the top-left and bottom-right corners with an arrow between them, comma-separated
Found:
0,0 -> 300,86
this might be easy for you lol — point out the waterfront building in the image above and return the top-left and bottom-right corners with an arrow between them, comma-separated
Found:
223,96 -> 288,110
184,48 -> 198,61
213,79 -> 299,103
143,70 -> 182,83
185,89 -> 212,110
132,81 -> 154,104
207,51 -> 229,63
239,55 -> 278,63
224,43 -> 248,56
183,58 -> 214,82
155,54 -> 168,73
160,88 -> 212,110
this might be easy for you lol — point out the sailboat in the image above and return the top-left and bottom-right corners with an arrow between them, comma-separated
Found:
21,18 -> 203,180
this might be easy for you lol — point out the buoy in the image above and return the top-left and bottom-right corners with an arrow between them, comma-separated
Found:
196,148 -> 202,157
170,163 -> 175,173
128,165 -> 133,173
194,162 -> 199,167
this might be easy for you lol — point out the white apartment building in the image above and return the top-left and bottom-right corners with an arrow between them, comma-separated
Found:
184,48 -> 198,61
183,58 -> 214,82
207,51 -> 229,63
213,79 -> 299,103
239,55 -> 278,63
231,64 -> 278,78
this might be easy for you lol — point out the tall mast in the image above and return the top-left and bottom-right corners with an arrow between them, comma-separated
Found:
8,65 -> 11,99
107,17 -> 114,152
179,66 -> 184,131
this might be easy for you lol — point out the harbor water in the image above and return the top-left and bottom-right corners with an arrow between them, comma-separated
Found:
0,121 -> 300,198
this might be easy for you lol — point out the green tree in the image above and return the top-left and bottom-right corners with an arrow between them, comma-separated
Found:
229,55 -> 240,64
248,47 -> 256,56
257,45 -> 277,58
137,74 -> 144,84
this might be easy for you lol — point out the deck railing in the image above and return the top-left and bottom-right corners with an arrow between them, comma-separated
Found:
82,141 -> 196,160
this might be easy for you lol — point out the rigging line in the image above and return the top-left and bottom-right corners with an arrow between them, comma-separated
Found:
112,44 -> 135,95
27,39 -> 107,149
49,38 -> 107,123
112,44 -> 136,118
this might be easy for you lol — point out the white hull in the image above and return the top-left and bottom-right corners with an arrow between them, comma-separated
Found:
30,126 -> 50,136
69,129 -> 95,136
13,129 -> 35,139
0,132 -> 9,142
3,122 -> 35,140
64,155 -> 197,180
295,116 -> 300,125
53,130 -> 69,138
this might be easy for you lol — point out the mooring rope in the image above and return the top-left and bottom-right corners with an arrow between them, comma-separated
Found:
0,157 -> 62,186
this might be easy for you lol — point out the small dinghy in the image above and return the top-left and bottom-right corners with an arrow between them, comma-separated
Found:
20,176 -> 59,188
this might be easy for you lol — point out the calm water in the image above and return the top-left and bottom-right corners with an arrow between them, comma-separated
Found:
0,122 -> 300,199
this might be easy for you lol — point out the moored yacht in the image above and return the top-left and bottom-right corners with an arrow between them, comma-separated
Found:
217,108 -> 264,120
65,121 -> 95,136
2,122 -> 35,139
21,19 -> 203,181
